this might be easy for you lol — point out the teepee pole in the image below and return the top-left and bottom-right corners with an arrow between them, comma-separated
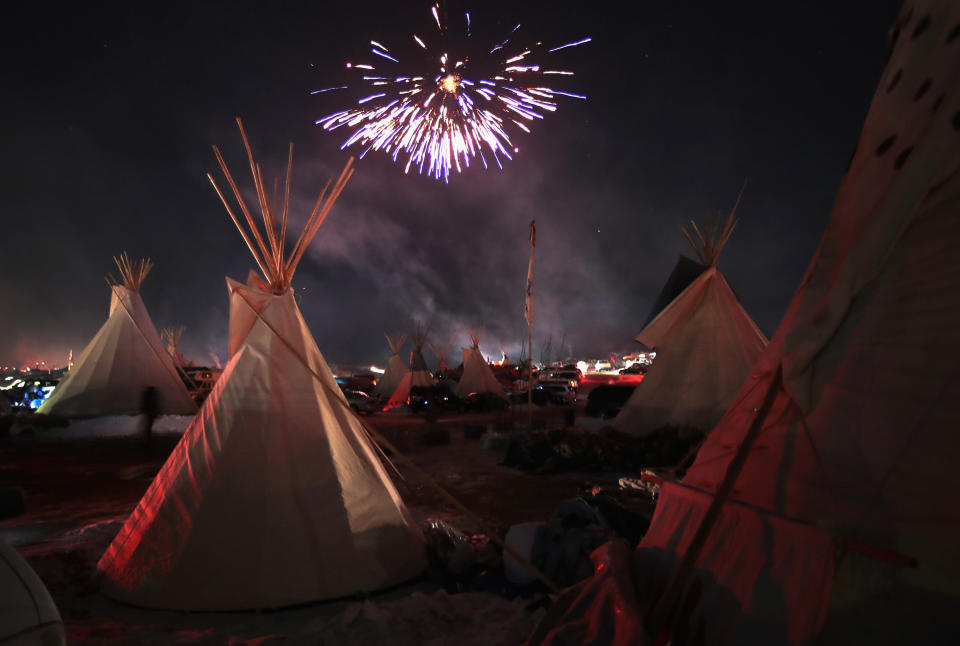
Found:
211,121 -> 354,292
211,145 -> 273,272
525,220 -> 536,429
279,143 -> 293,283
207,173 -> 273,280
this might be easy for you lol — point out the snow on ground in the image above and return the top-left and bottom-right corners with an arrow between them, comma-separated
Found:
21,518 -> 543,646
10,415 -> 194,439
2,411 -> 607,644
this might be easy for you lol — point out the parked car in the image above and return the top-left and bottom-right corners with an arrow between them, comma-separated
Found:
585,384 -> 637,418
408,386 -> 463,414
348,373 -> 378,393
463,391 -> 510,412
343,389 -> 378,414
532,383 -> 577,406
540,370 -> 582,390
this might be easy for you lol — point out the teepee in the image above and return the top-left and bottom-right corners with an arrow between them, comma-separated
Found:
530,5 -> 960,644
385,322 -> 436,409
38,253 -> 197,417
98,120 -> 425,610
373,333 -> 408,398
455,328 -> 506,398
161,326 -> 191,368
613,194 -> 768,435
427,334 -> 454,376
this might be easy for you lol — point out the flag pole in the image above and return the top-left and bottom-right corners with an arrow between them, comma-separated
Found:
525,219 -> 535,430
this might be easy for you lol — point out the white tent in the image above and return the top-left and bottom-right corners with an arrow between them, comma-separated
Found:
98,121 -> 425,610
38,254 -> 197,418
614,201 -> 767,435
1,539 -> 65,645
454,329 -> 506,399
529,4 -> 960,643
373,333 -> 407,398
385,323 -> 436,409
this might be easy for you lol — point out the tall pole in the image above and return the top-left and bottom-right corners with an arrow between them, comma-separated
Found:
525,219 -> 535,429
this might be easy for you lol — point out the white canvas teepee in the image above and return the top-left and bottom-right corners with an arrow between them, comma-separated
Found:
385,323 -> 436,409
98,120 -> 425,610
455,328 -> 506,398
374,333 -> 408,398
38,254 -> 197,417
528,5 -> 960,644
614,197 -> 767,435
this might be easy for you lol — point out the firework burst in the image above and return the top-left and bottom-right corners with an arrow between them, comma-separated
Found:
313,4 -> 590,182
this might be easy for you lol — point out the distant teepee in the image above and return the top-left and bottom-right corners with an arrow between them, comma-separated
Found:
99,119 -> 425,610
374,333 -> 408,398
385,321 -> 436,409
614,190 -> 767,435
38,253 -> 197,417
161,326 -> 191,368
455,328 -> 506,399
427,333 -> 455,376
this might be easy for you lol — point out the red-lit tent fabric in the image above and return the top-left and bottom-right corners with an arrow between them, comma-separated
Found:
385,327 -> 436,409
529,2 -> 960,644
98,274 -> 426,610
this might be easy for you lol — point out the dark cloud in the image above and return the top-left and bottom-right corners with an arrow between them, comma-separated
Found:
1,1 -> 902,371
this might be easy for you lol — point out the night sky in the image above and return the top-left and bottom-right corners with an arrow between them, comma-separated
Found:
4,1 -> 902,371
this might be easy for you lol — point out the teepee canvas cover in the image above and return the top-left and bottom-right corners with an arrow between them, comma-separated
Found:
454,329 -> 506,398
529,5 -> 960,644
38,254 -> 197,417
614,200 -> 767,435
385,324 -> 436,409
374,333 -> 407,398
98,121 -> 425,610
641,254 -> 706,329
0,539 -> 64,645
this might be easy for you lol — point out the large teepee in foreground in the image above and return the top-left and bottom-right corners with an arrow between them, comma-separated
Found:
614,197 -> 768,435
529,4 -> 960,644
455,328 -> 506,399
38,254 -> 197,417
373,333 -> 408,398
385,322 -> 436,409
99,120 -> 425,610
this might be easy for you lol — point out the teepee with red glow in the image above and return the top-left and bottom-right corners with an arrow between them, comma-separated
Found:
98,120 -> 425,611
385,321 -> 436,409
